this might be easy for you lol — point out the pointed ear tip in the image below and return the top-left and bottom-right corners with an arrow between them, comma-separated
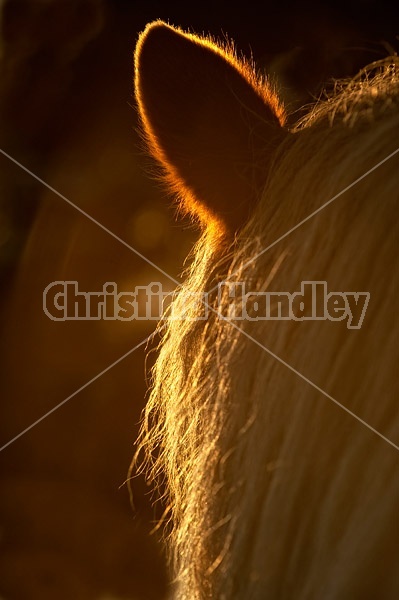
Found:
135,21 -> 199,110
135,21 -> 183,66
138,20 -> 173,41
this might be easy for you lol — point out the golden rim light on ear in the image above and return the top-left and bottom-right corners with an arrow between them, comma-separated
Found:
134,21 -> 287,240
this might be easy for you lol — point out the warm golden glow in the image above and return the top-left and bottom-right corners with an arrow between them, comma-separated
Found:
134,21 -> 287,242
134,54 -> 399,599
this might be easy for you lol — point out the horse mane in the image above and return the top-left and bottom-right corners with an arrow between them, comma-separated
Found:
134,57 -> 399,599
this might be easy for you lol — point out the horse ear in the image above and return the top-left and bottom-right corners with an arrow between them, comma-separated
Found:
135,21 -> 287,237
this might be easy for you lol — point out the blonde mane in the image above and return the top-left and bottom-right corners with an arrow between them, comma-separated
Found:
135,56 -> 399,599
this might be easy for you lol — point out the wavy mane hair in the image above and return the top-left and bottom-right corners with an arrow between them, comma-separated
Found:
134,22 -> 399,599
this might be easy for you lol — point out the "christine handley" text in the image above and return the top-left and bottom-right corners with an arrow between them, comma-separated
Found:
43,281 -> 370,329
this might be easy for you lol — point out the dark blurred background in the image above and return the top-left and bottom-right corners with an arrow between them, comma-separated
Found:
0,1 -> 397,598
